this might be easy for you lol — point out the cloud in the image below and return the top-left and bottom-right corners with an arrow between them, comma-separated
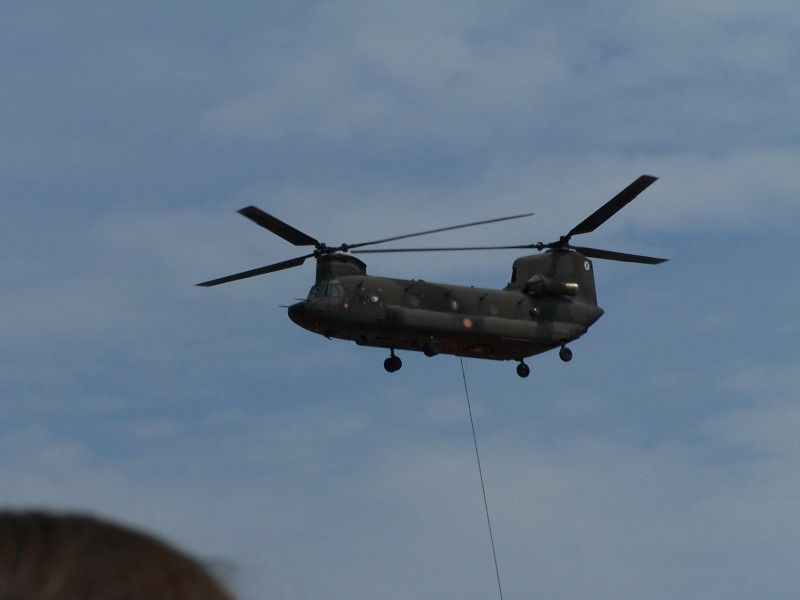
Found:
4,366 -> 800,600
197,0 -> 800,163
201,3 -> 569,150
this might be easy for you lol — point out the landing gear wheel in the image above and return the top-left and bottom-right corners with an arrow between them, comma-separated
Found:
423,338 -> 441,357
384,353 -> 402,373
516,362 -> 530,378
559,346 -> 573,363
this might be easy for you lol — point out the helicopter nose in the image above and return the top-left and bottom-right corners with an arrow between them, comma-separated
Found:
288,302 -> 306,325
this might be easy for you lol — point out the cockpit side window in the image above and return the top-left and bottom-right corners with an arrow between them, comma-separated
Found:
307,283 -> 323,299
307,280 -> 345,300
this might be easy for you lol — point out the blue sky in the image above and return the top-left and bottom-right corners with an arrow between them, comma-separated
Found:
3,2 -> 800,598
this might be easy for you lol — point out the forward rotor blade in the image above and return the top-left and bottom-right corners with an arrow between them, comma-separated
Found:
238,206 -> 320,247
196,254 -> 313,287
353,244 -> 537,254
567,175 -> 657,238
348,212 -> 534,250
570,245 -> 667,264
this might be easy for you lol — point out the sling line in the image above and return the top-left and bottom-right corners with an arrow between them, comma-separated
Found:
459,356 -> 504,600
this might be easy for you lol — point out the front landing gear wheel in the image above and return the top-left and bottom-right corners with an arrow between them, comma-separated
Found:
559,346 -> 573,363
384,353 -> 402,373
516,362 -> 530,378
423,338 -> 441,357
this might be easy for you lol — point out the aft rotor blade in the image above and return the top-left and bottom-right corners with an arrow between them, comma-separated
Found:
567,175 -> 657,238
196,254 -> 313,287
238,206 -> 320,247
348,212 -> 535,250
570,245 -> 667,264
354,244 -> 537,254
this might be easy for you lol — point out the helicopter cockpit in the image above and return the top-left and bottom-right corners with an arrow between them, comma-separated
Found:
307,280 -> 346,301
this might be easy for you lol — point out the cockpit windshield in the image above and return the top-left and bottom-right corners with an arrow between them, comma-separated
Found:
307,280 -> 346,300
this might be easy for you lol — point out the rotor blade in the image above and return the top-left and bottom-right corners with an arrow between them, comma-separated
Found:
570,245 -> 667,264
238,206 -> 320,247
353,244 -> 537,254
567,175 -> 658,238
347,212 -> 535,250
196,254 -> 313,287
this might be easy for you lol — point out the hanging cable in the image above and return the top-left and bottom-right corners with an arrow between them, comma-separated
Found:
459,356 -> 504,600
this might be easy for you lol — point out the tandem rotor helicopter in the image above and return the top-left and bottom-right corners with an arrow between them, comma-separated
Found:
199,175 -> 667,377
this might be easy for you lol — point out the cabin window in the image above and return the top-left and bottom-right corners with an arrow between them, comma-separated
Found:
449,299 -> 460,312
328,281 -> 345,297
408,294 -> 421,308
488,303 -> 500,316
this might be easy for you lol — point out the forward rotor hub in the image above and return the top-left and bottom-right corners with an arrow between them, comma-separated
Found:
314,242 -> 351,256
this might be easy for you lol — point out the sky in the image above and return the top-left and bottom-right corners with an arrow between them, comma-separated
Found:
2,2 -> 800,598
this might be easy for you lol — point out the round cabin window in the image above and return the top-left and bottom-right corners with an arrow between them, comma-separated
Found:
488,303 -> 500,316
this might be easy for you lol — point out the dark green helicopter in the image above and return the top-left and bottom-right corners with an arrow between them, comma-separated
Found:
199,175 -> 666,377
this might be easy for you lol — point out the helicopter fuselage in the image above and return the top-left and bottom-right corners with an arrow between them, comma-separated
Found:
287,252 -> 604,362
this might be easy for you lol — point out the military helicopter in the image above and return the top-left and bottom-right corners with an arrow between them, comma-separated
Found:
199,175 -> 666,377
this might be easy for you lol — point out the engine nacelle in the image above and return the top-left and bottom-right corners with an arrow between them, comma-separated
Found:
525,274 -> 579,296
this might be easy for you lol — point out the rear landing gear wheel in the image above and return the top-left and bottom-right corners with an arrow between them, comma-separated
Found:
423,338 -> 441,357
559,346 -> 573,363
516,361 -> 530,378
384,352 -> 402,373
